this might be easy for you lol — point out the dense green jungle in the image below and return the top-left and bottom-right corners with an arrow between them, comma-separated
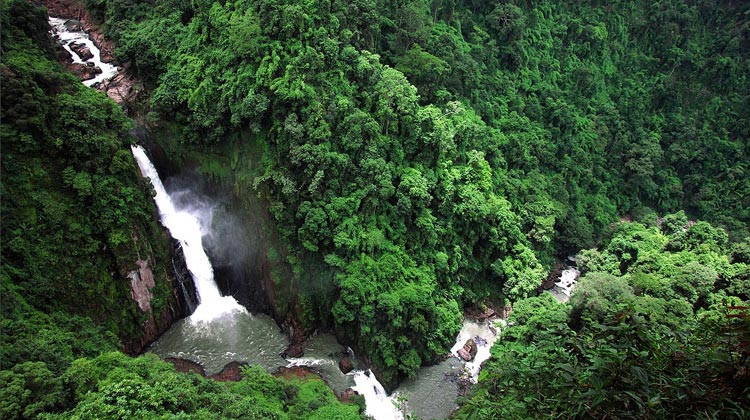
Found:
2,0 -> 749,418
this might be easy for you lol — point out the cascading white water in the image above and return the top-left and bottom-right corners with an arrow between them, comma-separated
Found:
351,370 -> 404,420
550,267 -> 581,303
48,17 -> 118,87
131,145 -> 246,323
449,319 -> 504,382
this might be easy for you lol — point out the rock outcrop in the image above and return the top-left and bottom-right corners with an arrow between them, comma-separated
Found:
210,361 -> 249,381
129,259 -> 156,312
457,339 -> 478,362
121,238 -> 196,355
339,357 -> 353,374
165,357 -> 206,376
66,61 -> 101,80
165,359 -> 251,382
70,41 -> 92,60
274,366 -> 319,380
339,388 -> 359,403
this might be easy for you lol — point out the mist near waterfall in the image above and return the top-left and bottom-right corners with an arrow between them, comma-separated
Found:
164,173 -> 250,285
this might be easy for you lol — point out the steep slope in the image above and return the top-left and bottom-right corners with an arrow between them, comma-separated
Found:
0,0 -> 189,380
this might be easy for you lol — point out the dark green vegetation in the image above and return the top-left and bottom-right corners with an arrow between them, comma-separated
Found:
1,0 -> 178,347
87,0 -> 749,386
1,2 -> 364,419
2,0 -> 749,417
455,218 -> 750,419
4,352 -> 362,419
2,0 -> 172,417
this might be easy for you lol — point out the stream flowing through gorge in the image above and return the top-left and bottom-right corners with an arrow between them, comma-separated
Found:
49,17 -> 118,87
131,143 -> 502,419
54,16 -> 507,419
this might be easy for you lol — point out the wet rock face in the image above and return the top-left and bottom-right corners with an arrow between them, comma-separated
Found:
171,242 -> 198,314
283,343 -> 305,358
129,259 -> 156,312
339,356 -> 353,374
121,239 -> 195,356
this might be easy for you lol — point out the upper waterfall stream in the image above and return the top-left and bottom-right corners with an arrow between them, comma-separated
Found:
49,17 -> 118,87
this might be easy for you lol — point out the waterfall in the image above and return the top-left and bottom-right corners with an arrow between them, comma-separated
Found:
351,370 -> 404,420
131,145 -> 245,323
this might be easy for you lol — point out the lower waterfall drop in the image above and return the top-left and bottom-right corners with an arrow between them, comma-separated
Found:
131,145 -> 245,323
351,370 -> 404,420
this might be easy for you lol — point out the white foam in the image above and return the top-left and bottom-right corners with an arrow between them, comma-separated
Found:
351,369 -> 404,420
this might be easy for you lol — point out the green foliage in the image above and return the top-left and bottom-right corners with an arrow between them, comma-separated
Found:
569,272 -> 635,325
459,219 -> 750,418
0,4 -> 184,417
39,0 -> 750,393
1,0 -> 177,339
42,353 -> 362,420
0,362 -> 66,420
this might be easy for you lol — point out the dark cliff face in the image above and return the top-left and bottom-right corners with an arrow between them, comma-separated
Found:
1,0 -> 195,365
121,239 -> 197,355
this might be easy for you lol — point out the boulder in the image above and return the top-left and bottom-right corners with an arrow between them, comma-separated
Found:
283,343 -> 304,358
457,348 -> 472,362
70,42 -> 93,61
464,338 -> 478,359
339,356 -> 353,374
209,361 -> 248,382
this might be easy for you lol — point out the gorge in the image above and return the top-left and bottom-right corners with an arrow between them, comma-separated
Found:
2,0 -> 748,419
130,140 -> 506,419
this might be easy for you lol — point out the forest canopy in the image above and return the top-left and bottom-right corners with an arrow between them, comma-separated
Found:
89,0 -> 749,385
1,0 -> 749,417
